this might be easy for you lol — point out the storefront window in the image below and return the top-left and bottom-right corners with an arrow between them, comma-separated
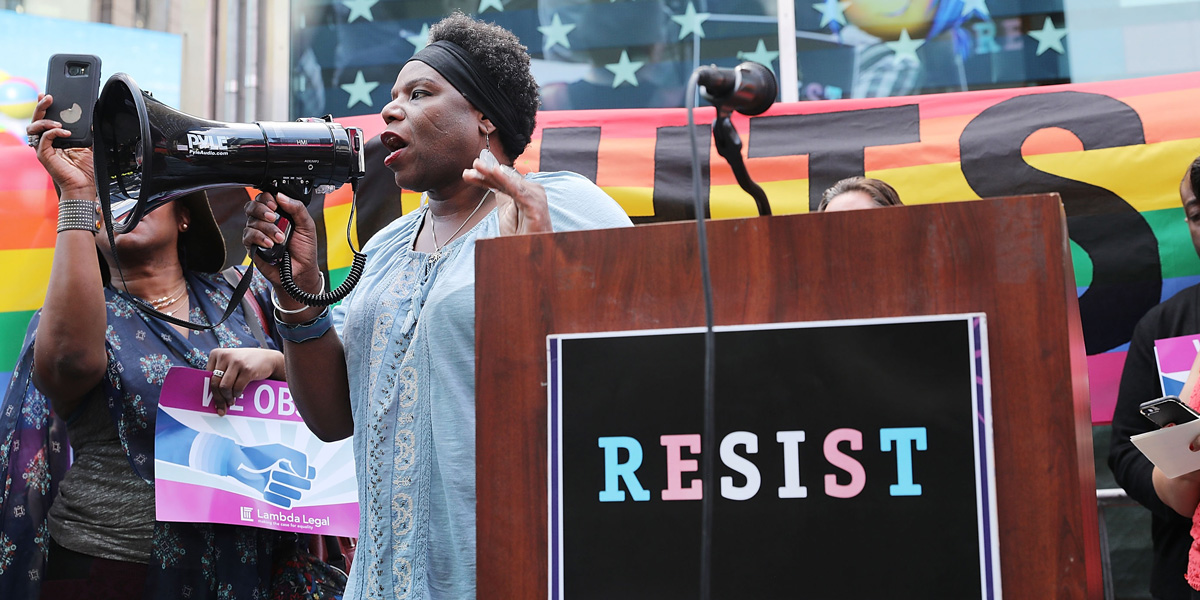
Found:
290,0 -> 1194,117
793,1 -> 1068,101
289,0 -> 780,118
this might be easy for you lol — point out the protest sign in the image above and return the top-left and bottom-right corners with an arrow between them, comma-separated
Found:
155,367 -> 359,536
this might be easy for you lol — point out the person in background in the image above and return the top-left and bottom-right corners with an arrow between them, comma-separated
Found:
1109,156 -> 1200,600
243,11 -> 633,600
818,176 -> 904,212
1169,348 -> 1200,595
0,94 -> 299,600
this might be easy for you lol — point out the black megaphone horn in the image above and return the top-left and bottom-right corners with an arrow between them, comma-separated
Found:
92,72 -> 367,308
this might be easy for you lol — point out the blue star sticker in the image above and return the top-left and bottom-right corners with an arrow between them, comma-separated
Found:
404,23 -> 430,51
738,40 -> 780,74
961,0 -> 990,19
342,0 -> 378,23
671,2 -> 711,40
605,50 -> 645,88
341,71 -> 380,108
538,13 -> 577,50
812,0 -> 850,30
885,29 -> 925,65
1028,16 -> 1067,56
478,0 -> 504,13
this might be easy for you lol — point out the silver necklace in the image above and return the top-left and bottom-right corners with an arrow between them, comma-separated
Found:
428,189 -> 492,262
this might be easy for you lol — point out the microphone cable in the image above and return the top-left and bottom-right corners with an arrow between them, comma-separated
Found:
685,68 -> 718,600
278,178 -> 367,306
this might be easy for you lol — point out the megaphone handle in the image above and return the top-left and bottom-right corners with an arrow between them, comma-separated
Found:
254,179 -> 312,264
255,209 -> 294,264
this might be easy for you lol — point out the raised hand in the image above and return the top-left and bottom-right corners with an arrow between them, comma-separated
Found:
462,156 -> 552,236
27,94 -> 96,199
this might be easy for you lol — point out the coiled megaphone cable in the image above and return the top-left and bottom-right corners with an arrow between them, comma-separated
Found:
277,179 -> 366,306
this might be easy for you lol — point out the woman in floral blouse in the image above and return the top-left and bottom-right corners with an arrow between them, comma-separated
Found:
0,94 -> 299,599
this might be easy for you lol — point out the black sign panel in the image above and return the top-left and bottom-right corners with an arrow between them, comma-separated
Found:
549,315 -> 999,599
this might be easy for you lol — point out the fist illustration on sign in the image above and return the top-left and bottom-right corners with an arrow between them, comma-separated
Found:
188,431 -> 318,508
229,443 -> 317,508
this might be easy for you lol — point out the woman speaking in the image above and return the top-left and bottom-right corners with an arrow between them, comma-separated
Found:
245,12 -> 632,599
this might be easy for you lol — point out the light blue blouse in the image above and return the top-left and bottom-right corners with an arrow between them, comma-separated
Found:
332,171 -> 632,599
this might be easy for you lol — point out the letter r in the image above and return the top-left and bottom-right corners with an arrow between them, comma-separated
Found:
598,436 -> 650,502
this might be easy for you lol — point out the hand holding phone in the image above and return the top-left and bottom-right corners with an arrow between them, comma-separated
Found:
44,54 -> 100,148
1140,396 -> 1200,428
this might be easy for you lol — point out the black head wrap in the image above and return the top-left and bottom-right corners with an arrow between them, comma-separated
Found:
1191,158 -> 1200,200
407,40 -> 527,157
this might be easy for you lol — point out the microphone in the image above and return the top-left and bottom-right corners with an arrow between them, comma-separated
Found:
697,62 -> 778,116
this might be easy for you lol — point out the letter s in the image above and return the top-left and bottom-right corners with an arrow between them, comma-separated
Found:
959,91 -> 1157,354
720,431 -> 760,501
823,428 -> 865,499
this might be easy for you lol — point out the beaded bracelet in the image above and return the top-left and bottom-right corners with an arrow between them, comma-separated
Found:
276,306 -> 333,344
57,199 -> 100,233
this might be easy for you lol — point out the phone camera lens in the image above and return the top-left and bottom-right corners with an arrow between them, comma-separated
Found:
67,64 -> 87,76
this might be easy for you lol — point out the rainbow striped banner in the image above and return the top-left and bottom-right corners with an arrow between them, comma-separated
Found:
0,146 -> 58,391
6,72 -> 1200,423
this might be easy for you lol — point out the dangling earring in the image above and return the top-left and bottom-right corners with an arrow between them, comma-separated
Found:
478,130 -> 498,168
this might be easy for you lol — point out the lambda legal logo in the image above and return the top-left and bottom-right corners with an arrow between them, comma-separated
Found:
240,506 -> 254,522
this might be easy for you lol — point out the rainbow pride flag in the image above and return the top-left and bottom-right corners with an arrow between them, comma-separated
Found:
6,72 -> 1200,423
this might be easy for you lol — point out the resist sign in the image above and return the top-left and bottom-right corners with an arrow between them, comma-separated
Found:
548,314 -> 999,599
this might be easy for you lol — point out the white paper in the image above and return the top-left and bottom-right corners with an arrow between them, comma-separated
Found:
1132,420 -> 1200,478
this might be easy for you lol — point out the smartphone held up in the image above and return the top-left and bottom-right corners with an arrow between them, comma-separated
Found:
44,54 -> 101,148
1140,395 -> 1200,429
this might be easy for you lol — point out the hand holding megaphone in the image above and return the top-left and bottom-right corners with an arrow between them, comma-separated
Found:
244,191 -> 324,310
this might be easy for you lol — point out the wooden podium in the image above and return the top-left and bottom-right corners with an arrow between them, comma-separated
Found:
475,194 -> 1100,599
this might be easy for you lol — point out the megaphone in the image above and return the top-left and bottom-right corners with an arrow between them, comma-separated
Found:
93,73 -> 365,246
93,73 -> 367,308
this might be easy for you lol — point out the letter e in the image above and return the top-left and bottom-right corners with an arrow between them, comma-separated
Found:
661,434 -> 702,500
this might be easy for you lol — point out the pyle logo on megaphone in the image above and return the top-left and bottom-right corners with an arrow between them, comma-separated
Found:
186,131 -> 231,156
